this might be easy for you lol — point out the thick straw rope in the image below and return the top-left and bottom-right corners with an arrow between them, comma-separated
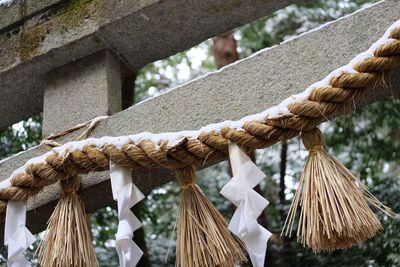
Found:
0,27 -> 399,216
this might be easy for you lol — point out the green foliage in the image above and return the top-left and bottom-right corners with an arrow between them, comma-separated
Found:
91,206 -> 119,266
134,41 -> 216,103
325,98 -> 400,180
0,114 -> 42,160
237,0 -> 379,57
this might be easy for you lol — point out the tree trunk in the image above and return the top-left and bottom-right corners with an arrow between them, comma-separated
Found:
122,74 -> 137,109
213,31 -> 239,69
132,203 -> 152,267
279,141 -> 288,222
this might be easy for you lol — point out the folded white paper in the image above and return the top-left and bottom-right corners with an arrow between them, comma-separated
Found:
220,142 -> 272,267
4,200 -> 35,267
110,161 -> 145,267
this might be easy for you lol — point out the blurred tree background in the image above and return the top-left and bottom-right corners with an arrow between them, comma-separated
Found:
0,0 -> 399,266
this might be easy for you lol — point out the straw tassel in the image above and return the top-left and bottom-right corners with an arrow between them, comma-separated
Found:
37,175 -> 98,267
175,166 -> 247,267
282,127 -> 393,252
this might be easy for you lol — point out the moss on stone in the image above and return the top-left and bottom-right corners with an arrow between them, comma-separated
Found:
206,0 -> 246,14
18,0 -> 103,61
19,22 -> 52,61
56,0 -> 102,32
19,0 -> 27,18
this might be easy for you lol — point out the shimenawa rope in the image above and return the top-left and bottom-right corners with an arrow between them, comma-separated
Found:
0,27 -> 399,218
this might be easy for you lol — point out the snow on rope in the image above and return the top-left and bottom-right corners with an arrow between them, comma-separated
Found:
0,19 -> 399,216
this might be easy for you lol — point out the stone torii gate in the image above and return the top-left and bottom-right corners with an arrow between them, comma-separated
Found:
0,0 -> 399,244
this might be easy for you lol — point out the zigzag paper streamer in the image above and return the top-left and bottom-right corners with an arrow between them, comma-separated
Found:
110,161 -> 145,267
4,200 -> 35,267
220,142 -> 272,267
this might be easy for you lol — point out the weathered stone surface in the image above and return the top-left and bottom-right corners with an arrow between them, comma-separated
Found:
43,50 -> 122,136
0,0 -> 399,239
0,0 -> 62,31
0,0 -> 300,130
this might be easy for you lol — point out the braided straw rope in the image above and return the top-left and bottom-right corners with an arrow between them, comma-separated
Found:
0,26 -> 399,217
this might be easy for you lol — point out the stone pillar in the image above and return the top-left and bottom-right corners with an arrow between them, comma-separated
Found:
42,50 -> 123,137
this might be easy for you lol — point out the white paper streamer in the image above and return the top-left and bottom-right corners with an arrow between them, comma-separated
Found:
110,161 -> 145,267
4,201 -> 35,267
220,143 -> 272,267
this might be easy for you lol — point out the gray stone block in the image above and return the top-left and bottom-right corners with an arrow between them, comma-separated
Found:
43,50 -> 122,137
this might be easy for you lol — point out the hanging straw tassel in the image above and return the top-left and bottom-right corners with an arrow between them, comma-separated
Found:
175,166 -> 247,267
282,127 -> 393,253
38,175 -> 98,267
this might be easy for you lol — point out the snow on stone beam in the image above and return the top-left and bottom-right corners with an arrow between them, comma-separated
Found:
0,0 -> 399,241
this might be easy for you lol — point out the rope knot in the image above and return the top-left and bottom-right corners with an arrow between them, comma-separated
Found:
176,166 -> 196,188
301,128 -> 324,151
308,145 -> 324,154
60,175 -> 81,194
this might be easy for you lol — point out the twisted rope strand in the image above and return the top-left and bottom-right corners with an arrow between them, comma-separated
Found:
0,25 -> 399,216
